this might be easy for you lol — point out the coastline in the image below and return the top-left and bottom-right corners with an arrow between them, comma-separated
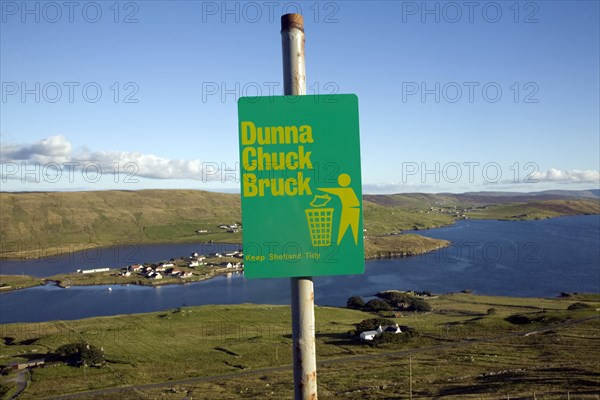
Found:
50,266 -> 240,289
0,268 -> 242,293
0,235 -> 450,293
2,213 -> 598,293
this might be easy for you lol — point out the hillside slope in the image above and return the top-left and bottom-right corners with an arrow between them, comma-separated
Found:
1,189 -> 598,258
0,190 -> 241,258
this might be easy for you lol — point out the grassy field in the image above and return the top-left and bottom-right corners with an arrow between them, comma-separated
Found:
362,201 -> 455,235
1,294 -> 598,399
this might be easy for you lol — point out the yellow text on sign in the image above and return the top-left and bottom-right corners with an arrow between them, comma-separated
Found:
242,172 -> 312,197
241,121 -> 315,198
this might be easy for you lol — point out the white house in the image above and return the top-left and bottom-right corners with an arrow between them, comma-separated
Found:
360,325 -> 402,341
154,273 -> 163,280
77,268 -> 110,274
189,260 -> 200,267
360,330 -> 379,341
377,324 -> 402,334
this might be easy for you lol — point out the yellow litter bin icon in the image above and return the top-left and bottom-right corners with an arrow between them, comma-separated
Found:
306,195 -> 334,247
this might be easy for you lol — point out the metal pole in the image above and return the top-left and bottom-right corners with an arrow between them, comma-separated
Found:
409,355 -> 412,399
281,14 -> 306,96
281,13 -> 317,400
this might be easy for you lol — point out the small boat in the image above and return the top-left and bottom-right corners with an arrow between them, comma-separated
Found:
108,287 -> 112,291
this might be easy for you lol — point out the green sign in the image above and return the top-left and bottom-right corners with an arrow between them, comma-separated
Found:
238,94 -> 364,279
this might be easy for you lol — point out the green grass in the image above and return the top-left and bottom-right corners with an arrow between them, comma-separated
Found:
562,293 -> 600,302
0,275 -> 43,291
0,381 -> 17,399
363,200 -> 455,235
0,305 -> 371,398
1,294 -> 598,399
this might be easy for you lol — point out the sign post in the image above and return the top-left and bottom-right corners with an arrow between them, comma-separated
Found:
282,14 -> 317,400
237,14 -> 363,400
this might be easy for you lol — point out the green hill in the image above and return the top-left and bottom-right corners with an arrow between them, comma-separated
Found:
1,189 -> 598,259
0,190 -> 241,258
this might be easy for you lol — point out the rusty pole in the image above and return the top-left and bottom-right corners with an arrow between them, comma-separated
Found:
281,13 -> 318,400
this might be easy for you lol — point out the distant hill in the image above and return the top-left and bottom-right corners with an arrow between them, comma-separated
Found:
449,189 -> 600,203
365,189 -> 600,207
1,189 -> 598,258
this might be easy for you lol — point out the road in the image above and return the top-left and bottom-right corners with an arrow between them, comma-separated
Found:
8,370 -> 28,400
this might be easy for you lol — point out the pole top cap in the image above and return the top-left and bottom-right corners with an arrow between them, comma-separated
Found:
281,14 -> 304,32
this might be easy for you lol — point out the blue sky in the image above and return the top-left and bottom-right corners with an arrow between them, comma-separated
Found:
1,0 -> 598,193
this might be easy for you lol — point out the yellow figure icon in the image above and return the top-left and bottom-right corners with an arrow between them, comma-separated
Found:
318,173 -> 361,245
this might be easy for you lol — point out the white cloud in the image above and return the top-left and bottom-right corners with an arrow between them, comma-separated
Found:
530,168 -> 599,183
1,135 -> 72,164
1,135 -> 228,181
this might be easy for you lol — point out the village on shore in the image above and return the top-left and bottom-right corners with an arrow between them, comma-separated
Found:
76,249 -> 244,281
61,223 -> 247,288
